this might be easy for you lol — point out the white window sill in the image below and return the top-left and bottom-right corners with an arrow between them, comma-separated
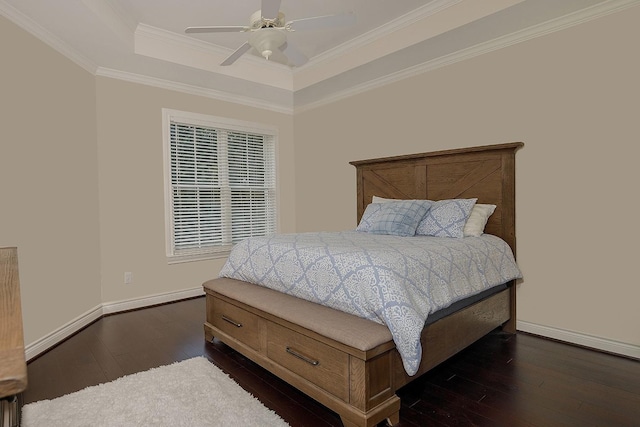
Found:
167,250 -> 231,264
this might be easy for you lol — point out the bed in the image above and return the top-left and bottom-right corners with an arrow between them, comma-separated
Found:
202,142 -> 523,427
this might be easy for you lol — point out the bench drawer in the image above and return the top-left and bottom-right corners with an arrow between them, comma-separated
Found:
267,322 -> 349,401
210,298 -> 263,351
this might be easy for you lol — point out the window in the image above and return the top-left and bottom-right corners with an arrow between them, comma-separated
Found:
162,109 -> 277,263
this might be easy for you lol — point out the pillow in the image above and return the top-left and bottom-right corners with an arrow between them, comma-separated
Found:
356,203 -> 383,232
415,198 -> 477,238
359,200 -> 432,236
463,204 -> 496,237
358,199 -> 424,232
372,195 -> 397,203
371,195 -> 478,238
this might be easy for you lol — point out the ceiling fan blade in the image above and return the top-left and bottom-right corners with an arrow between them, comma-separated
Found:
287,12 -> 356,31
221,42 -> 252,66
280,42 -> 308,67
185,26 -> 249,34
261,0 -> 281,20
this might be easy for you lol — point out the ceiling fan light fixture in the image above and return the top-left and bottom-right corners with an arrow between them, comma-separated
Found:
185,2 -> 355,67
249,28 -> 286,60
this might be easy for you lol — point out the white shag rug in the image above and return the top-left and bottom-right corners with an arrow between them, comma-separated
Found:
22,357 -> 289,427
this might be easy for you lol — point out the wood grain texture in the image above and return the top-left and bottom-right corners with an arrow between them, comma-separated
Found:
0,247 -> 27,398
268,322 -> 350,401
350,142 -> 524,254
205,287 -> 401,427
210,297 -> 264,352
392,289 -> 511,389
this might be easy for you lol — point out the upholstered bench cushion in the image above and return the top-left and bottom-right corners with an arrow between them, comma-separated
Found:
203,278 -> 393,352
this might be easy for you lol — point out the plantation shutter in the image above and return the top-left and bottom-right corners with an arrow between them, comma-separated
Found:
168,120 -> 276,258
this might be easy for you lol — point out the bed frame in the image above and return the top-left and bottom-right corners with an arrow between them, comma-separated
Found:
203,142 -> 523,427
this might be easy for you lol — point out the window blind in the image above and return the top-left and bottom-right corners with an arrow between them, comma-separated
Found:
168,119 -> 276,259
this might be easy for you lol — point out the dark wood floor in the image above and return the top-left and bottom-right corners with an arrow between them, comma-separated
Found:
22,297 -> 640,427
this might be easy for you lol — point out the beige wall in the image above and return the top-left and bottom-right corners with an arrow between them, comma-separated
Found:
3,4 -> 638,356
0,16 -> 101,344
0,14 -> 295,347
95,78 -> 295,304
294,6 -> 640,348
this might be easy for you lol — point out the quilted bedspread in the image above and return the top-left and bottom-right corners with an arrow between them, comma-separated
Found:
219,231 -> 522,375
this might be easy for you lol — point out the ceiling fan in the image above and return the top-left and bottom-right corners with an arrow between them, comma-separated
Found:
185,0 -> 355,67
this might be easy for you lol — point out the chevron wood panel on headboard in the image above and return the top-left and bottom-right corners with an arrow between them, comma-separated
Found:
350,142 -> 523,256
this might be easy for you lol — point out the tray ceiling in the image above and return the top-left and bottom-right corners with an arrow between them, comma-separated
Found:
0,0 -> 635,113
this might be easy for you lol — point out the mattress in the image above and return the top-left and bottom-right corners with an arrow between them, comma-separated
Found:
426,282 -> 507,325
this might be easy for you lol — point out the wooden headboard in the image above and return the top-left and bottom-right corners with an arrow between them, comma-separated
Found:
350,142 -> 524,255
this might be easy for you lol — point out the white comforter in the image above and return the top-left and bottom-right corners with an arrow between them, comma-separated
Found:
220,231 -> 521,375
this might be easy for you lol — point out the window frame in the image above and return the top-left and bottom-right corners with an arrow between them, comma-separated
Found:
162,108 -> 278,264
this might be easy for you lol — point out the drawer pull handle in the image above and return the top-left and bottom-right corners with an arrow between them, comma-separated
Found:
286,346 -> 319,366
222,315 -> 242,328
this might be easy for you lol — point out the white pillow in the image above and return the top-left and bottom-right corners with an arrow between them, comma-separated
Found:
463,204 -> 496,237
372,196 -> 398,203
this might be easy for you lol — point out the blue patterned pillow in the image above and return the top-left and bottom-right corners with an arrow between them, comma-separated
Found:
366,200 -> 432,236
416,198 -> 477,238
356,203 -> 383,232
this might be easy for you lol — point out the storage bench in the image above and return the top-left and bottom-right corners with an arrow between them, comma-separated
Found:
203,278 -> 401,427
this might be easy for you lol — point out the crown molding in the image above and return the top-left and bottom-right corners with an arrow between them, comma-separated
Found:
134,23 -> 294,91
293,0 -> 640,113
291,0 -> 526,92
303,0 -> 463,69
96,67 -> 294,115
0,0 -> 97,74
4,0 -> 639,115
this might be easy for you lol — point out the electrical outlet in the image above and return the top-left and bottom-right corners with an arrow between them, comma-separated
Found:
124,272 -> 133,284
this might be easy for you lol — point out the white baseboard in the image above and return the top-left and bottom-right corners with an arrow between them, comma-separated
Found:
25,304 -> 104,361
517,320 -> 640,360
101,286 -> 204,315
25,287 -> 204,361
25,295 -> 638,362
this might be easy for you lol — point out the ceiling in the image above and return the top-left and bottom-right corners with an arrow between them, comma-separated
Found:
0,0 -> 635,113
